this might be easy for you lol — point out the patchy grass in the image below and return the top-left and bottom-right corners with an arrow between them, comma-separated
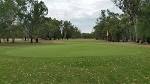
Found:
0,39 -> 150,84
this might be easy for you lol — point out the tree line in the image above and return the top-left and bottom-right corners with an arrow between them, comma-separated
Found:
94,0 -> 150,43
0,0 -> 81,43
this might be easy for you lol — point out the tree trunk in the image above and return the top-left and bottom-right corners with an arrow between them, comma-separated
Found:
66,37 -> 69,40
0,38 -> 1,43
134,17 -> 138,42
30,37 -> 33,43
147,38 -> 150,44
24,37 -> 27,41
36,38 -> 39,43
140,37 -> 145,44
6,38 -> 9,43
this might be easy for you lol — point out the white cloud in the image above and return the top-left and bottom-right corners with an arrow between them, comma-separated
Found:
40,0 -> 122,33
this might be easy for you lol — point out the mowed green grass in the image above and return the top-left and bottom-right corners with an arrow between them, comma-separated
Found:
0,39 -> 150,84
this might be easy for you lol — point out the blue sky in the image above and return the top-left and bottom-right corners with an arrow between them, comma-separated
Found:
40,0 -> 122,33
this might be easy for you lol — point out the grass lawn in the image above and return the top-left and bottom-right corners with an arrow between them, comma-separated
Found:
0,39 -> 150,84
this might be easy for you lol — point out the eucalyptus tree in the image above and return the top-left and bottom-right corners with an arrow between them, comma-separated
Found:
112,0 -> 142,42
61,21 -> 81,39
40,17 -> 62,40
31,1 -> 48,43
40,17 -> 53,40
62,21 -> 74,40
119,14 -> 131,41
137,0 -> 150,43
51,18 -> 62,40
40,18 -> 81,40
105,10 -> 122,42
15,0 -> 31,41
112,0 -> 150,43
22,0 -> 48,43
71,27 -> 81,39
94,10 -> 131,42
0,0 -> 18,43
0,0 -> 4,43
94,10 -> 107,40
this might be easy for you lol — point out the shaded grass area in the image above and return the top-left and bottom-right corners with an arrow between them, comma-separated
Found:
0,39 -> 150,84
